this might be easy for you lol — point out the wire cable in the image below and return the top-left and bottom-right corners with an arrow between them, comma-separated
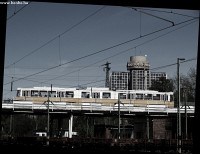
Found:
132,8 -> 174,26
131,7 -> 198,19
7,1 -> 31,21
132,7 -> 198,19
150,58 -> 197,71
4,17 -> 198,86
5,5 -> 106,69
36,19 -> 198,87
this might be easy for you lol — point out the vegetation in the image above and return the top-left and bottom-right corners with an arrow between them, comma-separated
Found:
149,67 -> 196,106
149,76 -> 174,92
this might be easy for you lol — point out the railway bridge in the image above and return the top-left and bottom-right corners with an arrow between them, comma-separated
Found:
1,98 -> 195,153
2,98 -> 194,139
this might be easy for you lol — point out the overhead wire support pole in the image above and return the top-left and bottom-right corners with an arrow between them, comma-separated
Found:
177,58 -> 185,154
0,3 -> 7,139
47,84 -> 52,146
193,11 -> 200,154
184,89 -> 188,140
118,94 -> 121,140
47,95 -> 50,146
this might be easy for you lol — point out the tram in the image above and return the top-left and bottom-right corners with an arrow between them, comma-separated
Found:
16,86 -> 174,102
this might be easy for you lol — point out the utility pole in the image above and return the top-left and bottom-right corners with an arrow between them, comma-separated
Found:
183,88 -> 188,140
47,94 -> 50,146
102,62 -> 111,88
118,94 -> 121,140
46,84 -> 52,146
177,58 -> 185,154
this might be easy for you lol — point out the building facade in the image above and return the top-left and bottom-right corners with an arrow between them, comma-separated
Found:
110,71 -> 129,90
110,55 -> 167,90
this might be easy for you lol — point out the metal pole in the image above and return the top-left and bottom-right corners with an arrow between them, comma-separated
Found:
47,93 -> 50,146
185,90 -> 188,140
177,58 -> 181,154
47,84 -> 52,146
147,116 -> 149,141
118,94 -> 120,140
177,58 -> 185,154
0,4 -> 7,139
193,10 -> 200,154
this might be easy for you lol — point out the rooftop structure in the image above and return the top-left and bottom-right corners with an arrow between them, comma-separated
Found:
127,55 -> 150,70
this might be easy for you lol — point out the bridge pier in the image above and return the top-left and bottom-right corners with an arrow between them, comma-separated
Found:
49,113 -> 74,138
68,114 -> 73,138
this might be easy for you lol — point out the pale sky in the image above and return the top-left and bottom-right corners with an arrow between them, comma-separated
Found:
3,1 -> 199,99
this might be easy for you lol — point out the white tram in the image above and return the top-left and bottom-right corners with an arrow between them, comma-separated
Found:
16,86 -> 174,102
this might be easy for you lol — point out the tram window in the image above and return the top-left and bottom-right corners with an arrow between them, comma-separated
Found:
81,92 -> 90,98
128,93 -> 135,99
47,91 -> 56,97
22,90 -> 30,97
47,91 -> 51,97
153,94 -> 160,100
51,91 -> 57,97
170,95 -> 174,102
144,94 -> 152,100
163,94 -> 168,101
66,91 -> 74,98
40,91 -> 47,97
119,93 -> 126,99
136,93 -> 143,99
58,92 -> 65,97
23,91 -> 26,96
16,90 -> 21,97
127,93 -> 130,99
31,90 -> 39,96
102,92 -> 111,98
92,92 -> 100,98
165,95 -> 168,101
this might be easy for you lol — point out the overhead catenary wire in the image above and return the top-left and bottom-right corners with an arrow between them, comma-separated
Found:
4,17 -> 198,86
3,58 -> 197,98
3,6 -> 198,101
132,8 -> 175,26
10,55 -> 196,89
5,6 -> 197,70
58,35 -> 61,66
5,5 -> 106,69
4,57 -> 196,96
7,1 -> 31,21
5,58 -> 196,96
4,17 -> 198,92
132,7 -> 198,19
150,58 -> 197,71
31,19 -> 199,78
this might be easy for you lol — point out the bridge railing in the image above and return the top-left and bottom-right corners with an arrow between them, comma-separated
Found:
2,101 -> 194,114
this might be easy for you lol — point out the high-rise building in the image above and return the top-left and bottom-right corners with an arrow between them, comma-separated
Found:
127,55 -> 150,90
110,71 -> 129,90
109,55 -> 167,90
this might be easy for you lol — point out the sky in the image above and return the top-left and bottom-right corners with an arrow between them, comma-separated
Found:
3,1 -> 199,99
